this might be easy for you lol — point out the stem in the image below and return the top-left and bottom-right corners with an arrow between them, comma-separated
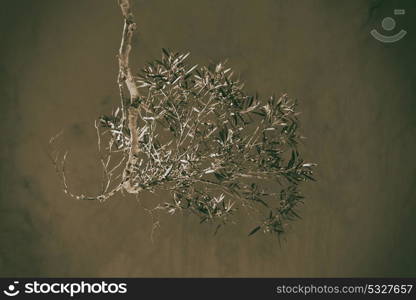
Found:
118,0 -> 140,193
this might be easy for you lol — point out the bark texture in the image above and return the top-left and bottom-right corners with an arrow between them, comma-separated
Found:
117,0 -> 141,193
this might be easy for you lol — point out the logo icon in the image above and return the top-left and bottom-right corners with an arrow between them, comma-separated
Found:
3,281 -> 20,297
371,9 -> 407,43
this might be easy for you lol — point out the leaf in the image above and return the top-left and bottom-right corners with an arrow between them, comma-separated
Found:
302,163 -> 317,168
290,210 -> 301,219
214,172 -> 226,182
254,198 -> 269,207
155,59 -> 166,67
302,173 -> 316,181
248,226 -> 261,236
162,165 -> 173,178
181,52 -> 190,61
219,127 -> 227,143
251,110 -> 266,117
232,113 -> 238,125
287,150 -> 297,169
186,64 -> 198,75
162,48 -> 170,57
240,105 -> 258,114
215,63 -> 222,73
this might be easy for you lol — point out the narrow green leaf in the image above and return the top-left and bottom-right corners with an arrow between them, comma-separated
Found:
248,226 -> 261,236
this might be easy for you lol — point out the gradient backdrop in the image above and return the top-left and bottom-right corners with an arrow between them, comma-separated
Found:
1,0 -> 415,277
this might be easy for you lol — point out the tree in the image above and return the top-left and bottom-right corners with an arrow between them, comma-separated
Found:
50,0 -> 316,237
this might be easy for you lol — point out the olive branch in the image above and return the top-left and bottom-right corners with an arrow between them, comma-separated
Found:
50,0 -> 316,237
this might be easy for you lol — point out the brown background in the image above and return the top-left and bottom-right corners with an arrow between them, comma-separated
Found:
1,0 -> 415,277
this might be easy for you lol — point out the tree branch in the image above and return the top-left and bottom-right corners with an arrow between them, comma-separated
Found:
118,0 -> 141,193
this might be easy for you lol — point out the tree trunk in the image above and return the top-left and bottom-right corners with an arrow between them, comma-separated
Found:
118,0 -> 140,193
